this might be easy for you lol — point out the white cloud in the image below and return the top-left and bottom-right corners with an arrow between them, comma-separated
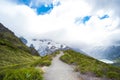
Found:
0,0 -> 120,53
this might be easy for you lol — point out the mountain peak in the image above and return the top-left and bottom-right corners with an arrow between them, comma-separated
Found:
27,38 -> 69,56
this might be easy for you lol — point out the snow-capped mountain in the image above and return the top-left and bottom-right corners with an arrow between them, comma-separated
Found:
27,39 -> 69,56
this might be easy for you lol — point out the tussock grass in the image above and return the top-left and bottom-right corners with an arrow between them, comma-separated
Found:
60,50 -> 120,80
0,50 -> 60,80
0,23 -> 61,80
0,67 -> 43,80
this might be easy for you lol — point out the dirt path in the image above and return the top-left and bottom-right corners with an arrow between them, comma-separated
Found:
42,51 -> 109,80
43,51 -> 82,80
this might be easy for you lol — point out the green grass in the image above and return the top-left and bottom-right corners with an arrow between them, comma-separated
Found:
0,30 -> 35,68
30,51 -> 60,67
30,55 -> 52,67
60,50 -> 120,80
0,23 -> 61,80
0,24 -> 44,80
0,46 -> 35,68
0,24 -> 60,80
0,67 -> 43,80
0,51 -> 60,80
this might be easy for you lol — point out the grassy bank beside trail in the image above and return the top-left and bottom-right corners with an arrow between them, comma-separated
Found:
0,67 -> 43,80
30,50 -> 60,67
0,51 -> 60,80
0,55 -> 45,80
0,23 -> 61,80
60,50 -> 120,80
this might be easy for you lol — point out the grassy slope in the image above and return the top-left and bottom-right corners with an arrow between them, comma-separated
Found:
0,23 -> 59,80
0,23 -> 44,80
0,24 -> 35,68
60,50 -> 120,80
0,50 -> 60,80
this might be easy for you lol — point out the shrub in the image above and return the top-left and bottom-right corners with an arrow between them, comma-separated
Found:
107,71 -> 120,80
60,53 -> 72,64
39,60 -> 51,66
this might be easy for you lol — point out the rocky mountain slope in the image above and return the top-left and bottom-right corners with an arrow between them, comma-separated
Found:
27,39 -> 69,56
83,45 -> 120,64
89,46 -> 120,60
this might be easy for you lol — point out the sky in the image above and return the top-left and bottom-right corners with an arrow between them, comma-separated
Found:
0,0 -> 120,52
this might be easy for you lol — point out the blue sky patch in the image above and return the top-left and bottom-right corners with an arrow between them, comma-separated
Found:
99,14 -> 109,20
82,16 -> 91,24
75,16 -> 91,24
36,4 -> 53,15
14,0 -> 54,15
15,0 -> 31,6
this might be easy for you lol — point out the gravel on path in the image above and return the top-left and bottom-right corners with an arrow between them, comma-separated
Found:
43,51 -> 82,80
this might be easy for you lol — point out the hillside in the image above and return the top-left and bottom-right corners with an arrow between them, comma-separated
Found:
0,23 -> 37,68
0,23 -> 66,80
60,50 -> 120,80
0,23 -> 52,80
